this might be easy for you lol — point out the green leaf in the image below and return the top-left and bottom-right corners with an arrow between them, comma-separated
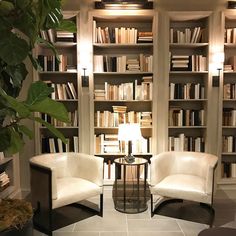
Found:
0,127 -> 11,152
0,87 -> 31,118
57,19 -> 77,33
26,81 -> 54,105
5,63 -> 28,88
33,117 -> 67,144
0,17 -> 11,31
13,12 -> 37,45
6,126 -> 24,154
29,97 -> 69,122
0,107 -> 15,120
0,1 -> 14,16
16,0 -> 31,10
18,125 -> 33,139
28,53 -> 42,71
0,31 -> 29,65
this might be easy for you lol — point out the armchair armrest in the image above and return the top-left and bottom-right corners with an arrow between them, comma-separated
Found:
150,153 -> 171,186
77,153 -> 104,187
205,154 -> 218,195
30,161 -> 58,200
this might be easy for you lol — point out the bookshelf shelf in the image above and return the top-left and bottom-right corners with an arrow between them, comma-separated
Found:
34,11 -> 80,155
220,12 -> 236,182
169,99 -> 207,102
170,43 -> 208,48
168,126 -> 206,129
169,71 -> 208,74
93,43 -> 153,48
168,11 -> 210,153
93,72 -> 153,75
0,155 -> 20,198
91,10 -> 155,182
38,71 -> 77,75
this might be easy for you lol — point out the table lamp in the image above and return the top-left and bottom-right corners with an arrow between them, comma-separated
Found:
118,123 -> 142,163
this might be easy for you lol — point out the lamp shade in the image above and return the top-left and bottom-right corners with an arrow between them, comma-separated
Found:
118,123 -> 142,141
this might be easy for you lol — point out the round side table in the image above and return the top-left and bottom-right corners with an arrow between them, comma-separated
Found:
198,227 -> 236,236
113,157 -> 148,214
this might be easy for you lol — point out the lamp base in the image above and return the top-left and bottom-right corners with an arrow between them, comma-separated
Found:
124,155 -> 135,163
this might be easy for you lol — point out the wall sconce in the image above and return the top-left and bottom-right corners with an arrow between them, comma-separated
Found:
212,68 -> 221,87
95,0 -> 153,9
212,52 -> 224,87
81,68 -> 89,87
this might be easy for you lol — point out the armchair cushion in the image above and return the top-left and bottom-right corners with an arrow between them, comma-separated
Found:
53,177 -> 102,209
151,174 -> 209,203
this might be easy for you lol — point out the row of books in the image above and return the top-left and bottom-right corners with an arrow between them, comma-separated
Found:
40,29 -> 76,43
223,83 -> 236,99
0,171 -> 10,189
41,136 -> 79,153
221,162 -> 236,178
41,111 -> 78,127
170,27 -> 207,44
168,134 -> 205,152
38,55 -> 76,72
95,111 -> 152,128
94,134 -> 152,154
222,108 -> 236,126
222,136 -> 236,153
169,83 -> 205,100
94,55 -> 153,72
170,54 -> 207,71
46,82 -> 77,100
93,21 -> 153,44
169,108 -> 205,126
94,79 -> 152,101
225,28 -> 236,44
103,160 -> 151,180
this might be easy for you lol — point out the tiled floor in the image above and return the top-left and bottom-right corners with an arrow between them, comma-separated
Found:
33,187 -> 236,236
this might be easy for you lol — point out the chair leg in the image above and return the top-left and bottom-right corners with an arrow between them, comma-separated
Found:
100,193 -> 103,217
151,194 -> 154,217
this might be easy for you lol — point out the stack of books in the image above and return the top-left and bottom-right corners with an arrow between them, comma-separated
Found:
126,58 -> 140,71
171,55 -> 190,71
137,32 -> 153,43
112,106 -> 127,113
0,171 -> 10,190
56,31 -> 75,42
94,89 -> 105,100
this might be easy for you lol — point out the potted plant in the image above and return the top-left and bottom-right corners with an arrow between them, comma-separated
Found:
0,0 -> 76,235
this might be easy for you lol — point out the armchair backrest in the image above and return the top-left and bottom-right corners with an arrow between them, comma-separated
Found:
150,151 -> 218,187
30,152 -> 104,186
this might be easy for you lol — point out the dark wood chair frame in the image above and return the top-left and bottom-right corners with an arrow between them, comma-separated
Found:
30,163 -> 103,236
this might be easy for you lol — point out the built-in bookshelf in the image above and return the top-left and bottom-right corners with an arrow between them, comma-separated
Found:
34,11 -> 79,154
168,12 -> 210,152
91,10 -> 156,183
221,11 -> 236,185
0,155 -> 20,198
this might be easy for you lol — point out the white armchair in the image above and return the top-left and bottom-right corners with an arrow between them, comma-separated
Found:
150,151 -> 218,217
30,152 -> 104,236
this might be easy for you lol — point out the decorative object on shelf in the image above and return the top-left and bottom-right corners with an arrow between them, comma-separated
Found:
228,1 -> 236,9
94,0 -> 153,9
82,68 -> 89,87
118,123 -> 142,163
